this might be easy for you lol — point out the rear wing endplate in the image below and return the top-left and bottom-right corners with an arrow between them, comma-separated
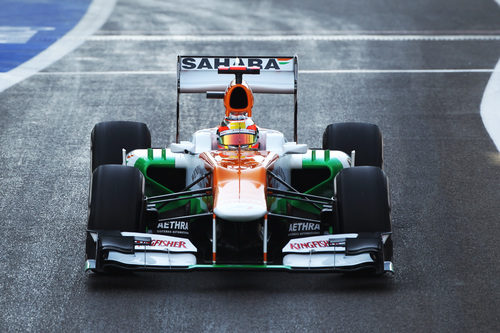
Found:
176,55 -> 298,143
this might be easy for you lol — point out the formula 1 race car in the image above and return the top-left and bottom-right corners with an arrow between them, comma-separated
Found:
85,56 -> 394,275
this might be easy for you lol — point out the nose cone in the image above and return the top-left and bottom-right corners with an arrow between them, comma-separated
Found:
214,179 -> 267,222
212,157 -> 268,222
214,202 -> 267,222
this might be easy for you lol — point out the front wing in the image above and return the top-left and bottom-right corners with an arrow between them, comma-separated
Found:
85,232 -> 394,274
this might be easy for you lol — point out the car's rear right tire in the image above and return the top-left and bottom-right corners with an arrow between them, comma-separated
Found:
323,122 -> 383,168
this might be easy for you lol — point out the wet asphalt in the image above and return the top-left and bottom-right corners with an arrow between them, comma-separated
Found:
0,0 -> 499,332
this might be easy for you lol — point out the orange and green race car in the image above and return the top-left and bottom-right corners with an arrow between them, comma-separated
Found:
85,56 -> 394,275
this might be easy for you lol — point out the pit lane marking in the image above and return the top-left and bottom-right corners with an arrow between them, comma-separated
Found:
96,29 -> 500,35
0,26 -> 55,44
480,58 -> 500,151
301,69 -> 497,74
85,34 -> 500,42
0,0 -> 117,93
479,0 -> 500,150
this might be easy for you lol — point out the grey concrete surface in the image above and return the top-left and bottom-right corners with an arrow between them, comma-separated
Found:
0,0 -> 499,332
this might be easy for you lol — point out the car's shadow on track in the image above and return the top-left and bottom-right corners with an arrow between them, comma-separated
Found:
85,270 -> 396,294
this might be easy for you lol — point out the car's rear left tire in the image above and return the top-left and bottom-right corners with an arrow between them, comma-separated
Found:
91,121 -> 151,172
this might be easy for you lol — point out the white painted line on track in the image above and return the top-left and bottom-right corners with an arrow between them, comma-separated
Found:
301,69 -> 497,74
35,69 -> 497,75
97,30 -> 500,35
84,34 -> 500,42
480,59 -> 500,152
480,1 -> 500,151
0,26 -> 55,44
0,0 -> 117,93
36,71 -> 177,75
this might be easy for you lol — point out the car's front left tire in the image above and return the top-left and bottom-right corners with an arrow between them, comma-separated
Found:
86,164 -> 145,260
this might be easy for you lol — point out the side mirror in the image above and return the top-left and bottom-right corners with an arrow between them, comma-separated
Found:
283,142 -> 308,154
170,141 -> 195,154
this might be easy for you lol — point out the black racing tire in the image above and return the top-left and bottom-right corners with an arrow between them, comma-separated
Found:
86,165 -> 145,259
335,166 -> 392,260
91,121 -> 151,172
323,122 -> 383,168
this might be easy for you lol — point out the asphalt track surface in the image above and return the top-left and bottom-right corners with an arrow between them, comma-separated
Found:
1,0 -> 500,332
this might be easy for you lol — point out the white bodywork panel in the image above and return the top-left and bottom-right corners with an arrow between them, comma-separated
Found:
103,232 -> 198,268
189,127 -> 291,155
213,197 -> 268,222
126,148 -> 192,168
108,252 -> 197,267
122,232 -> 197,252
283,253 -> 373,268
282,234 -> 375,269
282,234 -> 358,253
178,56 -> 297,94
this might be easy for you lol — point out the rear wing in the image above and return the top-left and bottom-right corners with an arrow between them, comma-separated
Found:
176,55 -> 298,143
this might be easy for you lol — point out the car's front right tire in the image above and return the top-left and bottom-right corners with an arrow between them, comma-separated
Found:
334,166 -> 393,262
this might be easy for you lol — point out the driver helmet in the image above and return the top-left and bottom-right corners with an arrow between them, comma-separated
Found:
217,115 -> 259,149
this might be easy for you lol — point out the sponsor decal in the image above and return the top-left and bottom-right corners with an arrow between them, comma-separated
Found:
134,238 -> 152,246
288,238 -> 346,250
328,239 -> 345,247
181,57 -> 284,70
227,120 -> 251,130
277,57 -> 292,65
156,221 -> 189,235
288,222 -> 321,237
284,235 -> 350,253
289,240 -> 329,250
220,128 -> 256,136
150,239 -> 187,248
289,222 -> 320,232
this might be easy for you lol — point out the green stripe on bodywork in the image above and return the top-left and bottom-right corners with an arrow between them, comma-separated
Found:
294,153 -> 343,214
133,149 -> 196,212
301,154 -> 343,195
271,151 -> 344,215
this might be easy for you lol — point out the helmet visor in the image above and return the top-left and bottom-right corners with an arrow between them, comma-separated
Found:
219,123 -> 257,146
219,133 -> 257,146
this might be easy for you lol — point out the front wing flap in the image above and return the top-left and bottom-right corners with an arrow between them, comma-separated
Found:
86,231 -> 198,272
85,231 -> 393,274
281,233 -> 392,274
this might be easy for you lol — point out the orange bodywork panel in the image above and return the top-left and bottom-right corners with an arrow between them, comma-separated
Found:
200,150 -> 278,222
